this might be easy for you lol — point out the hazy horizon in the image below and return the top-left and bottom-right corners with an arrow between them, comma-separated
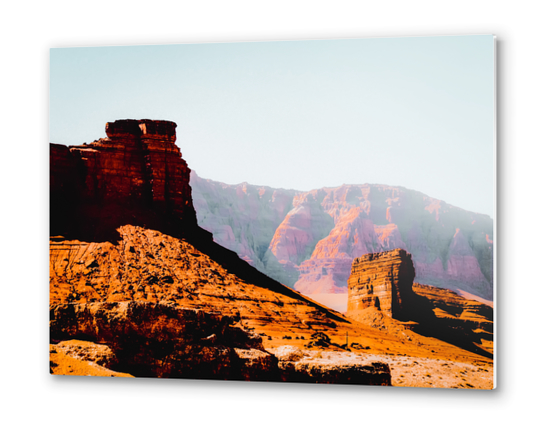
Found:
191,168 -> 493,219
50,35 -> 495,217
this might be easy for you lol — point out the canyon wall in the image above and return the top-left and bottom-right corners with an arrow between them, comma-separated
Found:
190,172 -> 299,272
191,178 -> 494,300
51,119 -> 199,241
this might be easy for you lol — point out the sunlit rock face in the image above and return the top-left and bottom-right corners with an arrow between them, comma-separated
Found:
346,249 -> 417,320
190,171 -> 300,273
191,176 -> 493,300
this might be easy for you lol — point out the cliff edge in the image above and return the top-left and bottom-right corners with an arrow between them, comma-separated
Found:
50,119 -> 200,241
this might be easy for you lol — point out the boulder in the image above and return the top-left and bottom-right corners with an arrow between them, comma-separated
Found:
268,348 -> 391,386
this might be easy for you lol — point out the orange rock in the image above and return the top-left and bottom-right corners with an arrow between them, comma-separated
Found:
50,119 -> 199,242
347,249 -> 416,320
49,119 -> 493,388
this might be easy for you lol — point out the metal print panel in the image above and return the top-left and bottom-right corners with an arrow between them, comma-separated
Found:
49,35 -> 495,388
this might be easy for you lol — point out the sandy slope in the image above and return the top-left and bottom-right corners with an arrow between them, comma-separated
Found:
50,225 -> 493,388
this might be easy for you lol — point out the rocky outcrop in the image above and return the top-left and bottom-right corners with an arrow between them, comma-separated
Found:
50,301 -> 277,380
51,222 -> 464,381
407,282 -> 494,358
51,119 -> 199,241
412,283 -> 494,336
49,225 -> 348,337
269,346 -> 391,385
49,341 -> 134,377
345,251 -> 493,358
49,118 -> 391,383
191,178 -> 494,300
53,340 -> 118,369
346,249 -> 416,320
50,301 -> 392,384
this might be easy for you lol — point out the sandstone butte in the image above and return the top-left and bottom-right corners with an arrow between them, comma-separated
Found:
346,249 -> 493,361
347,249 -> 417,321
50,119 -> 493,389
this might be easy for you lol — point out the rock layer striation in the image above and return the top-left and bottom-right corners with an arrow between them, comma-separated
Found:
191,178 -> 494,300
50,301 -> 277,380
51,119 -> 199,241
346,249 -> 416,320
49,119 -> 492,387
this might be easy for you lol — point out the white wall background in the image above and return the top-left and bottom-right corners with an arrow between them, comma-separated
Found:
2,1 -> 539,422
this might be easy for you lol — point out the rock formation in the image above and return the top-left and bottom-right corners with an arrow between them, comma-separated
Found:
49,301 -> 393,384
50,119 -> 493,388
190,177 -> 494,300
50,120 -> 394,384
49,341 -> 133,377
412,283 -> 494,348
51,119 -> 199,241
346,249 -> 416,320
50,301 -> 279,380
49,225 -> 348,339
345,249 -> 493,358
270,346 -> 391,385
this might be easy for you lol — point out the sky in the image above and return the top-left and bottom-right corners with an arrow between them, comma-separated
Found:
50,35 -> 495,217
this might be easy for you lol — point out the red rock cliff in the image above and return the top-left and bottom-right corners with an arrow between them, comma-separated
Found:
346,248 -> 416,320
50,119 -> 199,241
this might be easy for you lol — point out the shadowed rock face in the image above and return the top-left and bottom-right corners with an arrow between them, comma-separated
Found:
346,249 -> 416,320
410,283 -> 494,358
50,119 -> 199,242
50,301 -> 277,380
49,301 -> 392,384
50,302 -> 391,386
345,250 -> 493,359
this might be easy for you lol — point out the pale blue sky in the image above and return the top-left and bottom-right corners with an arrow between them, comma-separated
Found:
50,35 -> 494,217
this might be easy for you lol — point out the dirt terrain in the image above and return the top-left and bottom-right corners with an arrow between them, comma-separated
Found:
50,225 -> 493,388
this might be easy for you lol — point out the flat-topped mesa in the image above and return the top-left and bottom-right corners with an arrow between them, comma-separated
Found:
105,119 -> 177,142
50,119 -> 199,241
346,249 -> 416,320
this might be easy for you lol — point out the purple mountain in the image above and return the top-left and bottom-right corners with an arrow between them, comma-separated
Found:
190,172 -> 493,301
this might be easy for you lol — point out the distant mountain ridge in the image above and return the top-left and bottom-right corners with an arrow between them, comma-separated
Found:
190,172 -> 493,300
